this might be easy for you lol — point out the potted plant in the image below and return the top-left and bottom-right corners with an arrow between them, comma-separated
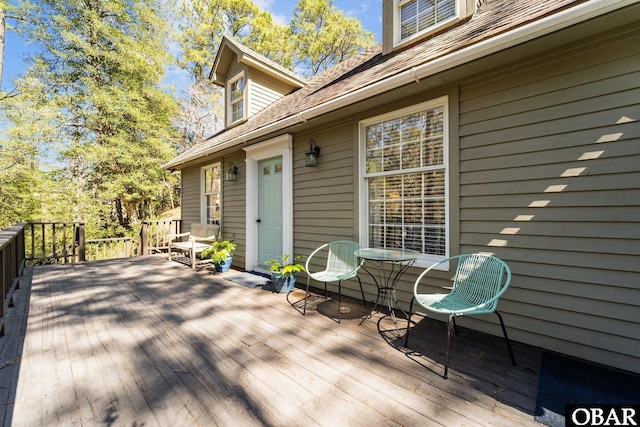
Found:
265,254 -> 306,293
202,240 -> 236,272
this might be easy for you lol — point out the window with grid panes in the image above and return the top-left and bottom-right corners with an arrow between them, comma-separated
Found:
228,73 -> 245,124
202,163 -> 221,225
399,0 -> 456,41
361,97 -> 448,265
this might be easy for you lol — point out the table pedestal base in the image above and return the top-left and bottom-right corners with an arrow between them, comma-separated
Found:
357,258 -> 415,335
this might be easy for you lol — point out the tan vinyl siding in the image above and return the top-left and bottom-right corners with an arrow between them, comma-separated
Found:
249,70 -> 292,116
220,152 -> 247,268
180,154 -> 247,269
180,165 -> 202,229
456,24 -> 640,373
293,122 -> 356,246
291,122 -> 367,298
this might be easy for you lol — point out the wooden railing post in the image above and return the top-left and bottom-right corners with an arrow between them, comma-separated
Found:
140,222 -> 149,256
15,226 -> 25,289
77,223 -> 86,262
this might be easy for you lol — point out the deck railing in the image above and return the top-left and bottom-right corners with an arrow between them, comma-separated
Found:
85,237 -> 137,261
139,219 -> 181,255
0,223 -> 26,336
24,222 -> 85,265
21,220 -> 181,265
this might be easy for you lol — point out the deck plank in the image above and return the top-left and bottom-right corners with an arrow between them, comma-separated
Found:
0,256 -> 543,426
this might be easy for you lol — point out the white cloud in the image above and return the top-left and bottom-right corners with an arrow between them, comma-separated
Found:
341,0 -> 372,17
253,0 -> 289,25
252,0 -> 275,10
270,13 -> 289,26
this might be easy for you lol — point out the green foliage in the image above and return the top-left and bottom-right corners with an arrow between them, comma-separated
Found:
265,254 -> 306,278
240,10 -> 294,70
291,0 -> 376,77
0,71 -> 66,228
201,240 -> 236,265
3,0 -> 181,234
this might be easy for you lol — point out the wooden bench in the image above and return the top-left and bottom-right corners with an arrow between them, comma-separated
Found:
168,223 -> 220,269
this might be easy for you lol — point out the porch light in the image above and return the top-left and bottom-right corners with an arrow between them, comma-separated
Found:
225,162 -> 238,181
305,139 -> 320,167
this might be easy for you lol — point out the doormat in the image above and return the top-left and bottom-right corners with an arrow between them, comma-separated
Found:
535,351 -> 640,427
225,272 -> 270,288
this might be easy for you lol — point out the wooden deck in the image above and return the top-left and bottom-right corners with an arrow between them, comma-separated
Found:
0,256 -> 543,426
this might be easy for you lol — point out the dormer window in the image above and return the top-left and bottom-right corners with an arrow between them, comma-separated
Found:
211,37 -> 306,130
384,0 -> 475,54
228,72 -> 246,125
399,0 -> 456,40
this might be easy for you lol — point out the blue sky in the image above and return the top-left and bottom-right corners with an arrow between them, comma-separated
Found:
264,0 -> 382,37
1,0 -> 383,91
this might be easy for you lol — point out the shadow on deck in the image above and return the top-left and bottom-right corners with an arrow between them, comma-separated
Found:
0,256 -> 543,426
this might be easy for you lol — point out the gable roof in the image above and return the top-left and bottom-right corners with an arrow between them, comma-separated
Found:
165,0 -> 632,170
209,36 -> 307,89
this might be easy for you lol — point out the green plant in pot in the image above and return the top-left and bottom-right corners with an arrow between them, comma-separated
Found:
202,240 -> 236,272
265,254 -> 305,293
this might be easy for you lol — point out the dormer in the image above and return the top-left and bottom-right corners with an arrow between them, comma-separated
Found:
382,0 -> 476,55
210,37 -> 307,129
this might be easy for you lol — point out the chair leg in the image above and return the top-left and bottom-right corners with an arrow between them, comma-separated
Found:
404,297 -> 416,348
444,313 -> 454,379
303,276 -> 311,315
495,311 -> 517,366
357,276 -> 366,306
338,280 -> 342,323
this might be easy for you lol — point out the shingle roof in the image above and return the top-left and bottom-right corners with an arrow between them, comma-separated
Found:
166,0 -> 585,168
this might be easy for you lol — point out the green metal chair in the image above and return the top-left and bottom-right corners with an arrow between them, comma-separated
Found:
404,253 -> 516,378
298,241 -> 366,323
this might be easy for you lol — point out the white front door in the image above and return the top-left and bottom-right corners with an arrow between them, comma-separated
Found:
257,156 -> 283,264
243,134 -> 293,272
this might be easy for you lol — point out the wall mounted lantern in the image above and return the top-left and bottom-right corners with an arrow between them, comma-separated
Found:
305,139 -> 320,167
225,162 -> 238,181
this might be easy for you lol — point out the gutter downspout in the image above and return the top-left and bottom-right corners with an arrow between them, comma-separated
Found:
167,0 -> 633,169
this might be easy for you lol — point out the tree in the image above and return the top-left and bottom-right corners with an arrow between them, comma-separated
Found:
13,0 -> 179,235
0,72 -> 63,227
291,0 -> 376,77
242,10 -> 294,70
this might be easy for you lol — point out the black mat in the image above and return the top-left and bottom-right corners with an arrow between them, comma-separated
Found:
535,351 -> 640,427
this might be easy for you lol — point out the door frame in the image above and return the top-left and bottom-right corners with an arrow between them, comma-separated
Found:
243,134 -> 293,271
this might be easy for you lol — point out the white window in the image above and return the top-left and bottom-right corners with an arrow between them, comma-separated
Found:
202,163 -> 221,225
228,73 -> 246,125
360,97 -> 449,267
399,0 -> 456,40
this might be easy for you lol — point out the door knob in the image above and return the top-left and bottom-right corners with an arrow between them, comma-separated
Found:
257,219 -> 261,223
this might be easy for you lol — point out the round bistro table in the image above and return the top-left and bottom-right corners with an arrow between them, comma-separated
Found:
354,247 -> 420,334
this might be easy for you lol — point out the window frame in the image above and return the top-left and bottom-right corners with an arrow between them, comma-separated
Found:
227,72 -> 247,126
394,0 -> 459,48
358,96 -> 450,269
201,162 -> 222,226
